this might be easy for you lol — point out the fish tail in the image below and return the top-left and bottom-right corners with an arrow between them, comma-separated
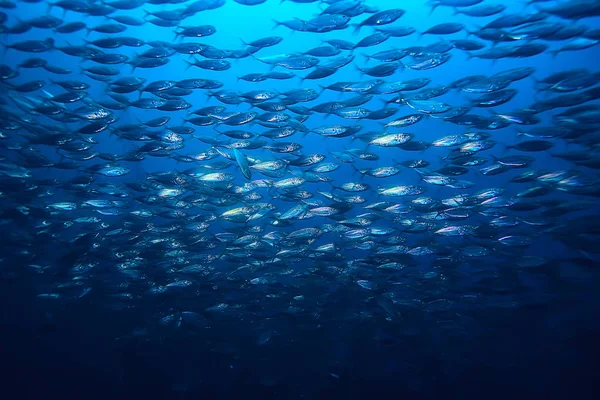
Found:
183,59 -> 193,70
361,53 -> 371,62
352,23 -> 361,35
142,9 -> 151,19
272,19 -> 282,29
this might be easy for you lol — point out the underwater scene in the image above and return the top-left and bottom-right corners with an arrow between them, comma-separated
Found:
1,0 -> 600,398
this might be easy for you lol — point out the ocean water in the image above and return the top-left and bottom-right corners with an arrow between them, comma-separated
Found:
1,0 -> 600,398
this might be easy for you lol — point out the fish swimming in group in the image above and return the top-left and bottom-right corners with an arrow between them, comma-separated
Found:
0,0 -> 599,390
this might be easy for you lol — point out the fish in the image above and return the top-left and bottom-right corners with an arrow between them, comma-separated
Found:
0,2 -> 598,392
232,147 -> 251,180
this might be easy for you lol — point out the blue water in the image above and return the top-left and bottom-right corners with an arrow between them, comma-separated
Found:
1,0 -> 600,398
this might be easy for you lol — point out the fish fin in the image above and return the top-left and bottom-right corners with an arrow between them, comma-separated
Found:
579,250 -> 595,261
40,89 -> 53,99
413,168 -> 426,180
353,63 -> 364,77
428,1 -> 440,15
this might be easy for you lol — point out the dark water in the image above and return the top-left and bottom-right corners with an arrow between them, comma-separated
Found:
1,0 -> 600,398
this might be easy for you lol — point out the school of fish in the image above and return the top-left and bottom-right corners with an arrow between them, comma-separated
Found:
1,0 -> 600,345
